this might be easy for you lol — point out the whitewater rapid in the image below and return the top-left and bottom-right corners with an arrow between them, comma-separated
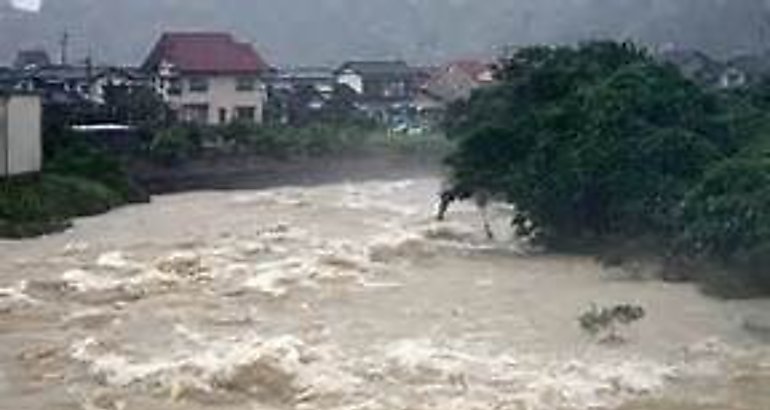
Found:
0,177 -> 768,410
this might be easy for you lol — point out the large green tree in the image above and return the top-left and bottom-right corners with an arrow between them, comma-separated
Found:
446,41 -> 735,242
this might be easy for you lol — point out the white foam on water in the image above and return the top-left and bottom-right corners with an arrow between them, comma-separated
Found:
154,251 -> 210,281
340,182 -> 422,216
61,268 -> 178,294
359,280 -> 404,290
96,251 -> 144,272
61,241 -> 90,256
515,358 -> 676,409
367,231 -> 433,263
242,258 -> 312,297
62,269 -> 120,292
367,338 -> 685,410
241,247 -> 371,297
0,283 -> 38,313
62,307 -> 117,328
69,333 -> 359,404
231,189 -> 310,208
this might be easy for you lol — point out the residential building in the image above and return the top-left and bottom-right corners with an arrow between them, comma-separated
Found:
268,66 -> 336,97
1,62 -> 149,107
411,60 -> 494,129
657,48 -> 753,89
0,91 -> 42,177
421,60 -> 494,104
142,32 -> 270,125
335,60 -> 421,124
723,53 -> 770,87
13,49 -> 51,70
266,66 -> 359,125
88,67 -> 151,105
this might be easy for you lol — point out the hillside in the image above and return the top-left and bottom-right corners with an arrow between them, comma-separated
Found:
2,0 -> 770,66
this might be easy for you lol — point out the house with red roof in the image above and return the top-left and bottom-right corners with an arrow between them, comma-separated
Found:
143,32 -> 270,125
421,60 -> 495,105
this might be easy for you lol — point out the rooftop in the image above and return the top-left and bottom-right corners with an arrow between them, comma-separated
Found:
447,60 -> 494,81
143,32 -> 269,74
338,60 -> 415,77
14,49 -> 52,69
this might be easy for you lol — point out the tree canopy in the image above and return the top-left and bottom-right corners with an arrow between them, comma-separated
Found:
445,41 -> 770,293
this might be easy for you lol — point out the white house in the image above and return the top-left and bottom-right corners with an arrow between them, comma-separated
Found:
0,92 -> 42,177
142,32 -> 270,125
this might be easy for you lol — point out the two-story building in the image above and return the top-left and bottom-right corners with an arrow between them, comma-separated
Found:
142,32 -> 270,125
335,60 -> 420,124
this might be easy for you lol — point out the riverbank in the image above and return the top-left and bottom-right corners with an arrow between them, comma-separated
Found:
0,129 -> 449,239
133,150 -> 443,194
0,173 -> 148,239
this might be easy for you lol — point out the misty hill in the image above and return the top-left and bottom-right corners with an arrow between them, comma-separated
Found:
2,0 -> 770,66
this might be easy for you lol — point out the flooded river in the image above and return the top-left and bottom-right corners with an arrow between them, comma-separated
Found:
0,175 -> 769,410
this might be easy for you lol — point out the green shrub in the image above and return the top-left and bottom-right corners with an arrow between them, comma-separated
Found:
45,138 -> 149,203
0,174 -> 127,238
1,131 -> 150,238
148,126 -> 199,164
680,158 -> 770,294
146,121 -> 447,163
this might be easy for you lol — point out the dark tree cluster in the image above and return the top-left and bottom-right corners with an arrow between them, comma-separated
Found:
446,41 -> 770,295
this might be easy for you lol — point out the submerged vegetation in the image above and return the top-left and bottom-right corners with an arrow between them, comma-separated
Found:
445,40 -> 770,297
579,304 -> 646,343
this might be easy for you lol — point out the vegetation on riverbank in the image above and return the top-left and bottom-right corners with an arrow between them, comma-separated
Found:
445,41 -> 770,297
0,138 -> 149,239
146,122 -> 451,165
1,120 -> 449,239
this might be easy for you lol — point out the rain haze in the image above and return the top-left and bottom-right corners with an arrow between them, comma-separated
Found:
1,1 -> 770,410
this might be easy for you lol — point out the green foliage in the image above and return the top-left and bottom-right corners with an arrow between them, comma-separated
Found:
1,131 -> 150,238
447,41 -> 731,240
680,158 -> 770,293
103,85 -> 172,131
445,40 -> 770,296
145,121 -> 440,163
45,136 -> 149,203
0,174 -> 124,238
148,126 -> 200,165
579,304 -> 646,342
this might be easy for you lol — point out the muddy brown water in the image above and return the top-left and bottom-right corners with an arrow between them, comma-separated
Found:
0,171 -> 768,410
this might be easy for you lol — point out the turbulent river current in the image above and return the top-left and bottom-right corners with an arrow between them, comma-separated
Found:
0,176 -> 769,410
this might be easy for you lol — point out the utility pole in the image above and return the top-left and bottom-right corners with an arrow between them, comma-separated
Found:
60,31 -> 69,66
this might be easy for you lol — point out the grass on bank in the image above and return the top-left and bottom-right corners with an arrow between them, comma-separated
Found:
0,140 -> 149,239
0,173 -> 123,238
1,123 -> 450,239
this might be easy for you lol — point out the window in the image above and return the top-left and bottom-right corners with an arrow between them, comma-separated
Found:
236,76 -> 256,92
383,81 -> 406,98
182,104 -> 209,123
235,106 -> 256,121
218,108 -> 228,124
167,78 -> 182,95
188,77 -> 209,93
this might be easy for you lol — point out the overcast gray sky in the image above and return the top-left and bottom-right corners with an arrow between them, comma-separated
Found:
2,0 -> 770,66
